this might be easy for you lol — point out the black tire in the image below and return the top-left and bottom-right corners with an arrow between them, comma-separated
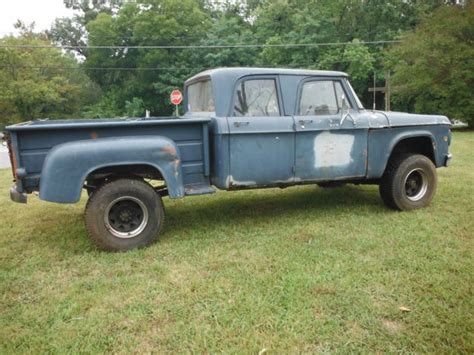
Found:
379,154 -> 437,211
317,181 -> 346,189
85,178 -> 106,198
84,178 -> 164,252
86,187 -> 94,197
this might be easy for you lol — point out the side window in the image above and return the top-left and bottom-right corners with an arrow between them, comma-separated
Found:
299,80 -> 351,116
233,79 -> 280,117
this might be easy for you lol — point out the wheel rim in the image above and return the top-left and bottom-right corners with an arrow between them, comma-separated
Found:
104,196 -> 148,238
404,168 -> 428,202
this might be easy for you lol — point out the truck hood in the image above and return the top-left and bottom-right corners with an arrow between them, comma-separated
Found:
374,111 -> 451,127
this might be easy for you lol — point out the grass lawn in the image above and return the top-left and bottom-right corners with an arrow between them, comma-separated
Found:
0,131 -> 473,353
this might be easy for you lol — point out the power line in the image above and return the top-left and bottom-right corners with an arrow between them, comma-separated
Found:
0,58 -> 376,72
60,29 -> 388,41
0,66 -> 190,71
0,40 -> 400,50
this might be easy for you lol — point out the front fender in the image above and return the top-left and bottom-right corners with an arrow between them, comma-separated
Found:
39,136 -> 184,203
367,128 -> 437,179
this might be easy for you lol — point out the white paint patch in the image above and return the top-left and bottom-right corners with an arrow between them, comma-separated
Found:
313,131 -> 354,168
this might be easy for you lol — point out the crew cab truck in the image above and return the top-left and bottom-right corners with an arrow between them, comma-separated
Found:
4,68 -> 452,251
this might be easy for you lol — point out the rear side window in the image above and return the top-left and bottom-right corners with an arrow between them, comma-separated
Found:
233,79 -> 280,117
187,80 -> 215,112
299,80 -> 350,116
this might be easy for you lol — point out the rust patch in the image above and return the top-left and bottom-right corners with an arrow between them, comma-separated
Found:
90,131 -> 98,139
364,148 -> 369,171
174,159 -> 180,177
161,145 -> 177,155
4,133 -> 17,181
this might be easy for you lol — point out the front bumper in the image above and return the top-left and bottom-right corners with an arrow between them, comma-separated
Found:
445,153 -> 453,167
10,185 -> 27,203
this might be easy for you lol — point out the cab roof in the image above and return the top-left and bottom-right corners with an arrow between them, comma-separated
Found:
186,67 -> 348,84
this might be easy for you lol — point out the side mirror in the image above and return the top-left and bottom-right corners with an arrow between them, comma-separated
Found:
340,94 -> 355,126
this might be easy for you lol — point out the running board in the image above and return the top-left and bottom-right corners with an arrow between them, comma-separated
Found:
184,184 -> 216,196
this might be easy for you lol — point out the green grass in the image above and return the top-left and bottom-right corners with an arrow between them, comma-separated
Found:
1,132 -> 473,353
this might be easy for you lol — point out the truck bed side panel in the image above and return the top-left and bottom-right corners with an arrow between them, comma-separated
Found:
11,120 -> 210,192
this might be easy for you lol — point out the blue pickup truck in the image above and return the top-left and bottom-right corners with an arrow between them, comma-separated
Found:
4,68 -> 452,251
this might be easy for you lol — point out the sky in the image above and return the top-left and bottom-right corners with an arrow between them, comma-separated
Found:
0,0 -> 74,35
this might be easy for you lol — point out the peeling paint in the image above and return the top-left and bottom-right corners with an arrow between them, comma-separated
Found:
313,132 -> 354,168
174,158 -> 180,177
228,175 -> 257,187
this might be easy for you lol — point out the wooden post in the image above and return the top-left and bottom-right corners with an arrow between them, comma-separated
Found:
368,71 -> 391,111
384,71 -> 391,111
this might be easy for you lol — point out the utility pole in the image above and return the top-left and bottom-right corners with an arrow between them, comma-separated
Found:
385,71 -> 391,112
368,71 -> 391,111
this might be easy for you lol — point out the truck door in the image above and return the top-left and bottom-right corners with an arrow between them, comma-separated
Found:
227,76 -> 295,187
293,78 -> 369,181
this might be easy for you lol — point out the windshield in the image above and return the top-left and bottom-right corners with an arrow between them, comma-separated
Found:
187,80 -> 215,113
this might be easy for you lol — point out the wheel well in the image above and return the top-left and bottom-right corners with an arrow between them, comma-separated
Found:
85,164 -> 165,186
389,137 -> 435,164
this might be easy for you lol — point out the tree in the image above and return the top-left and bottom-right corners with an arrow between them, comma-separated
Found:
252,0 -> 445,106
43,0 -> 456,116
386,2 -> 474,126
0,25 -> 100,125
78,0 -> 212,116
125,97 -> 145,117
49,0 -> 124,58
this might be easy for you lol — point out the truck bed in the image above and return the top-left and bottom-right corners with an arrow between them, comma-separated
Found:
6,116 -> 211,194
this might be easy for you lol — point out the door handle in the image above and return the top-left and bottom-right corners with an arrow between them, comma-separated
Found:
234,121 -> 250,127
299,119 -> 313,129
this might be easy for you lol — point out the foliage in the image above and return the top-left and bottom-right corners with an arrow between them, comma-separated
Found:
125,97 -> 145,117
81,0 -> 212,116
0,26 -> 100,125
0,0 -> 466,120
251,0 -> 444,105
81,90 -> 122,118
386,2 -> 474,126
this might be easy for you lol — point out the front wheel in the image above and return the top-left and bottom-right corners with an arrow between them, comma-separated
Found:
379,154 -> 437,211
85,178 -> 164,251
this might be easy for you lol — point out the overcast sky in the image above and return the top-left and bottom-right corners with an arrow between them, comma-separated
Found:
0,0 -> 74,34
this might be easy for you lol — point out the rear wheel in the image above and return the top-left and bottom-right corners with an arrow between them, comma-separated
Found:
379,154 -> 437,211
85,178 -> 106,197
85,178 -> 164,251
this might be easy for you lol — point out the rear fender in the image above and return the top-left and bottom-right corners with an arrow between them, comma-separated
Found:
39,136 -> 184,203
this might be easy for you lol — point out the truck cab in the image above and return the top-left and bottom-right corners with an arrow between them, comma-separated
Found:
184,68 -> 451,190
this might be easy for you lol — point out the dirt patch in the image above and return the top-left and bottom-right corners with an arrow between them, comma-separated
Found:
312,286 -> 337,295
381,318 -> 404,334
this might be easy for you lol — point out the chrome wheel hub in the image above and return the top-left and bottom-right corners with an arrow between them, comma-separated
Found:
404,168 -> 428,202
104,196 -> 148,238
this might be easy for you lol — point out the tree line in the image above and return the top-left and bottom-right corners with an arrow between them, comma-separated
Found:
0,0 -> 472,127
